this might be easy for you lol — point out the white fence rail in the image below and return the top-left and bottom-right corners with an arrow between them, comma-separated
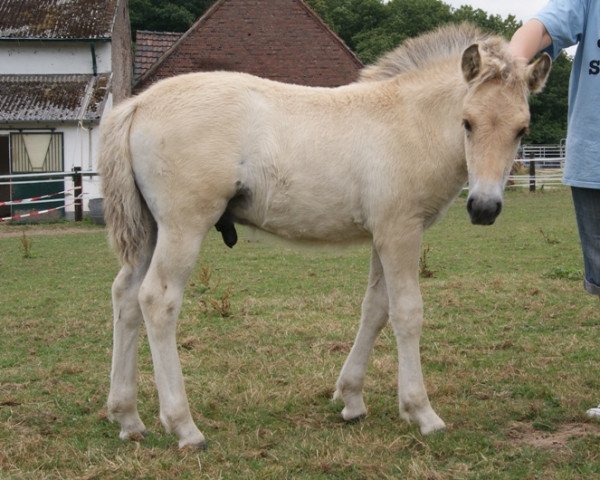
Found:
0,169 -> 97,221
508,143 -> 566,190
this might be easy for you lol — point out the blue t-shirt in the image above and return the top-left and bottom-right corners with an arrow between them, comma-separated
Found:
535,0 -> 600,189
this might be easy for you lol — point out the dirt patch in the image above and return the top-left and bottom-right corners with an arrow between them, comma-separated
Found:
0,226 -> 103,239
505,421 -> 600,450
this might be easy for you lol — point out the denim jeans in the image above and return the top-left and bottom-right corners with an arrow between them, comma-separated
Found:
571,187 -> 600,296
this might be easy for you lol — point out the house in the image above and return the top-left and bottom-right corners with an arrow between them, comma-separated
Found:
134,0 -> 362,92
0,0 -> 131,219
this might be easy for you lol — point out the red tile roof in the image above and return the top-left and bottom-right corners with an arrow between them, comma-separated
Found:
0,0 -> 118,40
134,31 -> 182,81
135,0 -> 362,91
0,74 -> 111,123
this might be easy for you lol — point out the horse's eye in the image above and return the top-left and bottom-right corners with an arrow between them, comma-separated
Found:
463,119 -> 472,133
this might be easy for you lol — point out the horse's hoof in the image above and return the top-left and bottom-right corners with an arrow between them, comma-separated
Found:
120,430 -> 149,442
343,412 -> 367,423
419,419 -> 447,436
586,405 -> 600,419
179,439 -> 208,451
341,403 -> 367,422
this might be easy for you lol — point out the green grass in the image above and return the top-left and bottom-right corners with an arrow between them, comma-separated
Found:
1,189 -> 599,479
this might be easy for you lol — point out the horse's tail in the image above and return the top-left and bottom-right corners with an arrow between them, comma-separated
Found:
98,97 -> 154,266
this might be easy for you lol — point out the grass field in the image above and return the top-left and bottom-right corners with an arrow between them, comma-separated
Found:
0,188 -> 599,479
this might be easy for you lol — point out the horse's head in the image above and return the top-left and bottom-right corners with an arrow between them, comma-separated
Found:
460,42 -> 551,225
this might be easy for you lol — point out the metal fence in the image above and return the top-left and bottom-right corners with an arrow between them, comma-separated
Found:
509,143 -> 566,190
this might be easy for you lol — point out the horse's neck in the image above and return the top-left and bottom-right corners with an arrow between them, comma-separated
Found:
392,64 -> 469,221
399,63 -> 468,169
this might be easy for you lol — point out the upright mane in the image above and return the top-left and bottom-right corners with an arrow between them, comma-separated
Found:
359,23 -> 519,85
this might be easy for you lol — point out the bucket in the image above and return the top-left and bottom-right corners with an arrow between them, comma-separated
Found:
88,197 -> 105,225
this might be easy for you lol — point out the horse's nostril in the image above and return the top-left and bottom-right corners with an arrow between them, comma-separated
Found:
467,197 -> 474,213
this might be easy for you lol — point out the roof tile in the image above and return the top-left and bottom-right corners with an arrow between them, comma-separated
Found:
0,74 -> 111,122
0,0 -> 118,40
134,31 -> 181,81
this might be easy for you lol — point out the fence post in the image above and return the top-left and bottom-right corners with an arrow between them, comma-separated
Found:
73,167 -> 83,221
528,153 -> 536,192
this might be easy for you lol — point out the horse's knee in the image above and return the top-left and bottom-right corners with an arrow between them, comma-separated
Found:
361,292 -> 388,326
389,296 -> 424,337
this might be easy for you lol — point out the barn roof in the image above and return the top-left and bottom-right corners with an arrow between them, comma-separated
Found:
135,0 -> 362,91
0,74 -> 111,123
0,0 -> 119,40
134,31 -> 182,82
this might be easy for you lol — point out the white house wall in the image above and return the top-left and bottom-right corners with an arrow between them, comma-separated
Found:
0,41 -> 112,75
62,124 -> 103,207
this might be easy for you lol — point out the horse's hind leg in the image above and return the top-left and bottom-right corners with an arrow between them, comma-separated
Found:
138,224 -> 208,449
334,246 -> 388,420
107,235 -> 154,440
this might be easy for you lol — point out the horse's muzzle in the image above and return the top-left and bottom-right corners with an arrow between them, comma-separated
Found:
466,195 -> 502,225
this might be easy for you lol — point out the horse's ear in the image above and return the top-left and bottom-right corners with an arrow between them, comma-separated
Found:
526,52 -> 552,94
462,44 -> 481,83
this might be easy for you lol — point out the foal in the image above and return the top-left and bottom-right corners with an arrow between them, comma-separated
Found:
99,24 -> 551,448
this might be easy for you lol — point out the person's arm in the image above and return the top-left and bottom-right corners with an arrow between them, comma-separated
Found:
509,19 -> 553,63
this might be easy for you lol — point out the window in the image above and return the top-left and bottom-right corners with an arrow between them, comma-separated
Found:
10,132 -> 63,173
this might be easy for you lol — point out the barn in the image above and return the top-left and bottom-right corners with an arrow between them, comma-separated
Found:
0,0 -> 131,220
134,0 -> 363,92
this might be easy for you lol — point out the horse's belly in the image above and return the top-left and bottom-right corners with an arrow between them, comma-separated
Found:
233,192 -> 370,243
262,214 -> 370,243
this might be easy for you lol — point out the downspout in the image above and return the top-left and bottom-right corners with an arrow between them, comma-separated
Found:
78,78 -> 95,169
86,43 -> 97,170
90,42 -> 98,77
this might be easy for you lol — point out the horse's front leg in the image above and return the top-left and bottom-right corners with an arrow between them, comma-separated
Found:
334,245 -> 388,420
378,228 -> 446,435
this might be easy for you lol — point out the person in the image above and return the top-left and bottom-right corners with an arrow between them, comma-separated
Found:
509,0 -> 600,420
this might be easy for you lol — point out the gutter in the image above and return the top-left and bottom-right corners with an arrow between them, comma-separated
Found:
0,37 -> 111,42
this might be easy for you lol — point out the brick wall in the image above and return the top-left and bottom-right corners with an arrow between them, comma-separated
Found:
136,0 -> 362,91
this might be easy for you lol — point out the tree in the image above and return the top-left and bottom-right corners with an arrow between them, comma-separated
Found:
452,6 -> 520,38
130,0 -> 215,34
351,0 -> 453,62
527,53 -> 570,144
308,0 -> 521,63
